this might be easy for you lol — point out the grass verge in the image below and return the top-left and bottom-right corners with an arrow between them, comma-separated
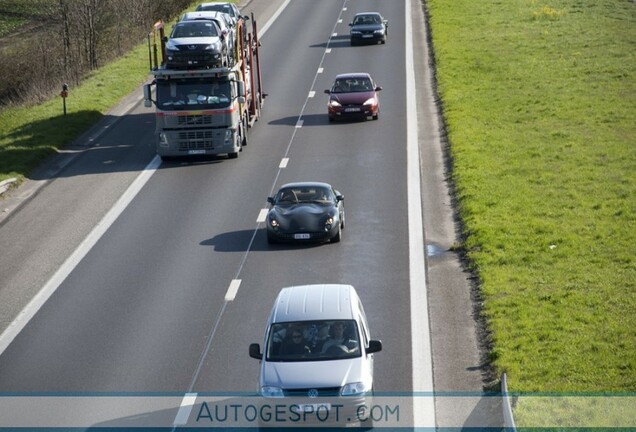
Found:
0,44 -> 150,185
427,0 -> 635,398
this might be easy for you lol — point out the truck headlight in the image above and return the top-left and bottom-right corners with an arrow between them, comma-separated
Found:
224,129 -> 233,143
158,132 -> 168,147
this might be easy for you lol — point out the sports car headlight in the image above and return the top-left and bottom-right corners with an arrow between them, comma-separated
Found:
341,382 -> 371,396
374,29 -> 385,35
261,386 -> 284,398
363,98 -> 376,106
329,99 -> 342,107
325,216 -> 333,230
270,218 -> 279,228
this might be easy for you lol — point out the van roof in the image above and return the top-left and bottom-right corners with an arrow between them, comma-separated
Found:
271,284 -> 357,323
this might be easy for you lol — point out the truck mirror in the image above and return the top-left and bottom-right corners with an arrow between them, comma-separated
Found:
237,96 -> 246,104
143,84 -> 153,107
237,81 -> 245,97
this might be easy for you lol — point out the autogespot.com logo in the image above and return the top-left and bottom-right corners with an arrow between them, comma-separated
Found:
195,400 -> 401,426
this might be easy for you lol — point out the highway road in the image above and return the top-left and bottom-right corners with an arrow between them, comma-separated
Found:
0,0 -> 502,428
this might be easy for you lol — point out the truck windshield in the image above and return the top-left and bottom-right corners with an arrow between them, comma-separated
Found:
156,79 -> 232,110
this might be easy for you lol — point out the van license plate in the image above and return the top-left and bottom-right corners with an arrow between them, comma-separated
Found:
294,233 -> 311,239
298,403 -> 331,412
188,150 -> 206,155
344,107 -> 361,112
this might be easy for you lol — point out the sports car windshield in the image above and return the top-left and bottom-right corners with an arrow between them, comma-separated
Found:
266,320 -> 361,362
157,78 -> 231,110
274,186 -> 335,204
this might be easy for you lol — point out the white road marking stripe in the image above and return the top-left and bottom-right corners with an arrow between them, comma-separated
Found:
338,19 -> 342,23
318,67 -> 324,74
279,158 -> 289,168
308,91 -> 316,98
406,0 -> 436,426
295,120 -> 304,128
224,279 -> 241,302
257,208 -> 268,223
0,156 -> 162,357
326,48 -> 331,54
332,33 -> 338,37
173,393 -> 197,425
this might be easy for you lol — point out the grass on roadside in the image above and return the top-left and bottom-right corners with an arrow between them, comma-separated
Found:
427,0 -> 635,402
0,45 -> 149,184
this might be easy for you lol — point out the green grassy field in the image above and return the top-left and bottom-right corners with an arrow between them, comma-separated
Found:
0,0 -> 54,37
427,0 -> 635,400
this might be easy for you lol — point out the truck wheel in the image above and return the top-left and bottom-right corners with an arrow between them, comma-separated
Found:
228,152 -> 239,159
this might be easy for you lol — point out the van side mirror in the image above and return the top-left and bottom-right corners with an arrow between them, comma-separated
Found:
249,343 -> 263,360
366,340 -> 382,354
267,197 -> 274,204
324,89 -> 331,94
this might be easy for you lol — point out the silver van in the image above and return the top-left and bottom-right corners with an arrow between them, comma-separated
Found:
249,284 -> 382,427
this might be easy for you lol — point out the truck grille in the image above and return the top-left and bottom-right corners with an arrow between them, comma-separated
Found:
177,130 -> 216,150
177,115 -> 213,126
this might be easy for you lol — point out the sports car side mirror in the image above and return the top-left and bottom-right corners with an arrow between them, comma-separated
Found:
336,194 -> 344,201
267,197 -> 274,204
375,86 -> 383,92
324,89 -> 331,94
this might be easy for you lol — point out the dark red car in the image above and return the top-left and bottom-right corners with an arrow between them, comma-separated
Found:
324,73 -> 382,121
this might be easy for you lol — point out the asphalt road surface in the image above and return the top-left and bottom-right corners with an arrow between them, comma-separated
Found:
0,0 -> 502,428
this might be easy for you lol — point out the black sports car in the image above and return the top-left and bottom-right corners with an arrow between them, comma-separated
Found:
266,182 -> 345,244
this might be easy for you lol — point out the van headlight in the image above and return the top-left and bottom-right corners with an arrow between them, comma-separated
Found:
261,386 -> 284,398
363,98 -> 376,106
341,382 -> 371,396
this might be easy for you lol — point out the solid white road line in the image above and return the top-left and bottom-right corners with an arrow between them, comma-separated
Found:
406,0 -> 436,426
0,155 -> 162,357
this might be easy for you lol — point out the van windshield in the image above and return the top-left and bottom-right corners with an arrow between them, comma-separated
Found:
266,320 -> 360,362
